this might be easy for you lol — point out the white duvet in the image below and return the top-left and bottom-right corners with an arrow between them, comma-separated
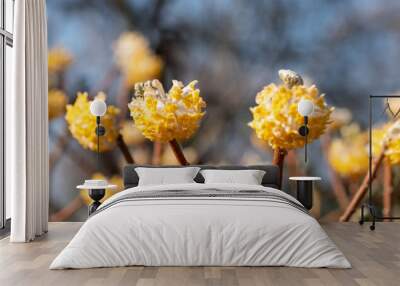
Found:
50,183 -> 351,269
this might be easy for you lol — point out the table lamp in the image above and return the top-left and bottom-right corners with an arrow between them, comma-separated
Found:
90,99 -> 107,163
297,99 -> 314,162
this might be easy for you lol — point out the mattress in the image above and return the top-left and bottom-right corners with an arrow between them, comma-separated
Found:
50,183 -> 351,269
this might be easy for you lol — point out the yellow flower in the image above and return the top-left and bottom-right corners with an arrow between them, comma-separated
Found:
129,79 -> 206,142
249,71 -> 333,150
65,92 -> 120,152
113,32 -> 163,88
328,124 -> 368,178
48,89 -> 67,120
372,121 -> 400,165
120,120 -> 146,146
80,173 -> 123,205
48,47 -> 73,74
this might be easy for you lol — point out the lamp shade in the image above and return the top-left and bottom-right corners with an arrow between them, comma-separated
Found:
298,99 -> 314,117
90,99 -> 107,117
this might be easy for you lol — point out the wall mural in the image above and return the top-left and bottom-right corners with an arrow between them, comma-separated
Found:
47,0 -> 400,222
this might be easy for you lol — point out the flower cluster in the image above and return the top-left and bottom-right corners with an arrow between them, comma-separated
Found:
113,32 -> 163,88
328,124 -> 368,178
249,72 -> 332,150
129,79 -> 206,142
372,121 -> 400,165
48,89 -> 68,120
65,92 -> 120,152
48,47 -> 73,74
80,173 -> 123,205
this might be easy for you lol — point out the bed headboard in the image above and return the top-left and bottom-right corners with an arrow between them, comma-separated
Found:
123,164 -> 281,189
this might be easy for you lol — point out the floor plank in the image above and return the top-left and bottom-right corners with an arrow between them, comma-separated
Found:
0,222 -> 398,286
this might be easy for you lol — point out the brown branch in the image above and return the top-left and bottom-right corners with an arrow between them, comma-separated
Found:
117,134 -> 135,164
320,135 -> 349,212
50,196 -> 84,222
152,141 -> 164,165
169,139 -> 189,165
339,149 -> 386,222
272,148 -> 287,189
383,157 -> 393,221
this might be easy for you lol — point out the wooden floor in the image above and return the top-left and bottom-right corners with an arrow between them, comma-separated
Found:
0,222 -> 399,286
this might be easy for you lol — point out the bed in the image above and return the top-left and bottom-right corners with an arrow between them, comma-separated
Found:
50,165 -> 350,269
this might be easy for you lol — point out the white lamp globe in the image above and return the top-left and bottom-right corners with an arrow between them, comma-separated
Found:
90,99 -> 107,117
298,99 -> 314,117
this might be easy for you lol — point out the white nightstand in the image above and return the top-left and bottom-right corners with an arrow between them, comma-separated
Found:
289,177 -> 321,210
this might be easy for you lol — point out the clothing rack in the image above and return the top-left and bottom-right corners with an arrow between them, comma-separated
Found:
359,95 -> 400,230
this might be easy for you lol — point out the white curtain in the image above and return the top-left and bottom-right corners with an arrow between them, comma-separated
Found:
7,0 -> 49,242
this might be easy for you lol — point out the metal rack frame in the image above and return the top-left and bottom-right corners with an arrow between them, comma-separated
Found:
359,95 -> 400,230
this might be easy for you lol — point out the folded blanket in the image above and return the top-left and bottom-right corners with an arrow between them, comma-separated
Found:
93,188 -> 308,217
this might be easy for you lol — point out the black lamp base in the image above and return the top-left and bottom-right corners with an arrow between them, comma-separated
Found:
95,125 -> 106,136
298,125 -> 309,136
298,123 -> 309,162
88,189 -> 105,216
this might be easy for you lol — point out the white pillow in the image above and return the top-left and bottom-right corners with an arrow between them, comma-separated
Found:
135,167 -> 201,186
200,169 -> 266,185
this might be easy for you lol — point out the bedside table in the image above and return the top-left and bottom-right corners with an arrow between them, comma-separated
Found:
289,177 -> 321,210
77,184 -> 117,215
